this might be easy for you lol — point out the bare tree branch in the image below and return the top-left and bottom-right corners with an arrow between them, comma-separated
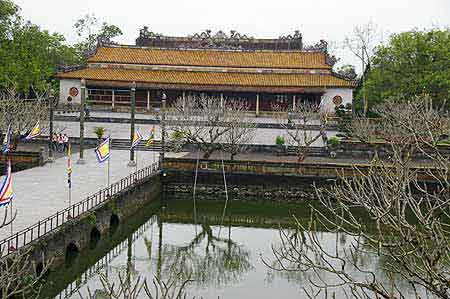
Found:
268,94 -> 450,299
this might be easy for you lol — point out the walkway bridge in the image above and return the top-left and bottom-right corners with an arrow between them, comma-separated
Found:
55,215 -> 158,299
0,162 -> 160,257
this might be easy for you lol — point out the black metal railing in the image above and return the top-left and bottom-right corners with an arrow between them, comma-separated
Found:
0,162 -> 160,257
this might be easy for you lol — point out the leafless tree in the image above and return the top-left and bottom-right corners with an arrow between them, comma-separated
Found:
0,248 -> 51,299
0,208 -> 51,299
267,94 -> 450,299
168,94 -> 229,159
168,94 -> 252,159
274,102 -> 327,162
0,89 -> 50,149
344,21 -> 383,116
220,100 -> 256,160
79,266 -> 194,299
0,205 -> 16,229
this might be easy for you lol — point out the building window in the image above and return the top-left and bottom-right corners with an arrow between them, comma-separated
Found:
275,94 -> 288,103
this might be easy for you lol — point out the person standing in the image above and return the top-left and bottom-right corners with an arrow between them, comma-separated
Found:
58,134 -> 64,152
52,133 -> 58,152
63,134 -> 69,152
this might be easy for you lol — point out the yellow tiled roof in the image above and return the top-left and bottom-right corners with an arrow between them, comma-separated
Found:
88,46 -> 332,69
58,68 -> 355,88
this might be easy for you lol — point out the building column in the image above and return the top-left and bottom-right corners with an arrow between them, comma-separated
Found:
147,90 -> 151,112
220,93 -> 224,108
182,91 -> 186,110
112,90 -> 115,110
292,95 -> 296,111
128,82 -> 136,167
256,93 -> 260,117
77,78 -> 86,164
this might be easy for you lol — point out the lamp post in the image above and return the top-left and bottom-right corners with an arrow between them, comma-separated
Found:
160,92 -> 167,169
128,81 -> 137,167
77,78 -> 86,164
362,45 -> 367,117
48,89 -> 56,162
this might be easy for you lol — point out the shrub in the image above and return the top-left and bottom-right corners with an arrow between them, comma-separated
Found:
275,135 -> 285,146
93,126 -> 106,139
171,130 -> 185,141
328,136 -> 341,149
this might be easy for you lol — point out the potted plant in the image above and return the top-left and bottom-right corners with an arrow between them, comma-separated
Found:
275,135 -> 285,155
93,126 -> 106,143
170,130 -> 185,152
328,136 -> 341,158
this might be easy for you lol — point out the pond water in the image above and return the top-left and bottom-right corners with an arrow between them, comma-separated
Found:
40,198 -> 422,299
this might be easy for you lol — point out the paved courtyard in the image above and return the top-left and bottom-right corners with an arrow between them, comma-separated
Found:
0,149 -> 158,240
54,120 -> 337,147
0,111 -> 336,240
56,110 -> 294,124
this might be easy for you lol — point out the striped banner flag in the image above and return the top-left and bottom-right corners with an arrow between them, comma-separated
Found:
25,121 -> 41,140
2,124 -> 11,154
131,130 -> 143,149
67,143 -> 72,188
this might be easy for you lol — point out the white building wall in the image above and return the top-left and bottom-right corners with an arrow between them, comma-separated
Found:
320,88 -> 353,113
59,79 -> 82,104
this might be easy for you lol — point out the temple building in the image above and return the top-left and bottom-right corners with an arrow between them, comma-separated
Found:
57,29 -> 356,115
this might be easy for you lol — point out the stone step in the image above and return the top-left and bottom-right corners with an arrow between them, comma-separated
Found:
111,139 -> 162,152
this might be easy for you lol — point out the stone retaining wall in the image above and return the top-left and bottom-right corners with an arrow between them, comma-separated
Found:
27,173 -> 161,270
166,183 -> 318,201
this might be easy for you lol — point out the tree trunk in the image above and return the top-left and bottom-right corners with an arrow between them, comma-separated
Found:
11,134 -> 20,151
297,149 -> 307,163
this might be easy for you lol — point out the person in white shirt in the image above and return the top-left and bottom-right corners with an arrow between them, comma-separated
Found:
63,134 -> 69,152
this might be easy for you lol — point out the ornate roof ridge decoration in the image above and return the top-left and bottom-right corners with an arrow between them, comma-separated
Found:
279,30 -> 302,41
135,28 -> 304,50
139,26 -> 164,39
303,39 -> 328,52
302,39 -> 339,67
82,37 -> 121,61
331,71 -> 357,83
183,29 -> 254,49
326,55 -> 338,67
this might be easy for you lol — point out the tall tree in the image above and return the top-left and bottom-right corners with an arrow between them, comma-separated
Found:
0,0 -> 19,39
344,21 -> 382,115
363,29 -> 450,110
268,94 -> 450,299
73,14 -> 122,63
0,0 -> 77,94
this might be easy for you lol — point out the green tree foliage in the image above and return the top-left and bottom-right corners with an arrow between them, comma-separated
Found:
0,0 -> 77,94
0,0 -> 19,38
361,29 -> 450,110
0,3 -> 122,95
73,14 -> 122,63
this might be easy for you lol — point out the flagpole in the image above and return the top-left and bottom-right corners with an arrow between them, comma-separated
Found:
68,143 -> 72,210
10,199 -> 13,236
107,138 -> 111,188
135,149 -> 138,173
8,159 -> 13,237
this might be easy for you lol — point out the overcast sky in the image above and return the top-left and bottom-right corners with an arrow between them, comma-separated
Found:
13,0 -> 450,68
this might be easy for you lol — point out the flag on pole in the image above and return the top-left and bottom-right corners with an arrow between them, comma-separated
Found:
145,126 -> 155,147
131,130 -> 143,149
25,121 -> 40,140
0,160 -> 14,207
2,124 -> 11,154
95,137 -> 111,163
67,143 -> 72,189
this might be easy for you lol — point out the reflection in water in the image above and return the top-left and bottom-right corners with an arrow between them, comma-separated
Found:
155,222 -> 253,288
42,199 -> 423,299
52,216 -> 156,299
